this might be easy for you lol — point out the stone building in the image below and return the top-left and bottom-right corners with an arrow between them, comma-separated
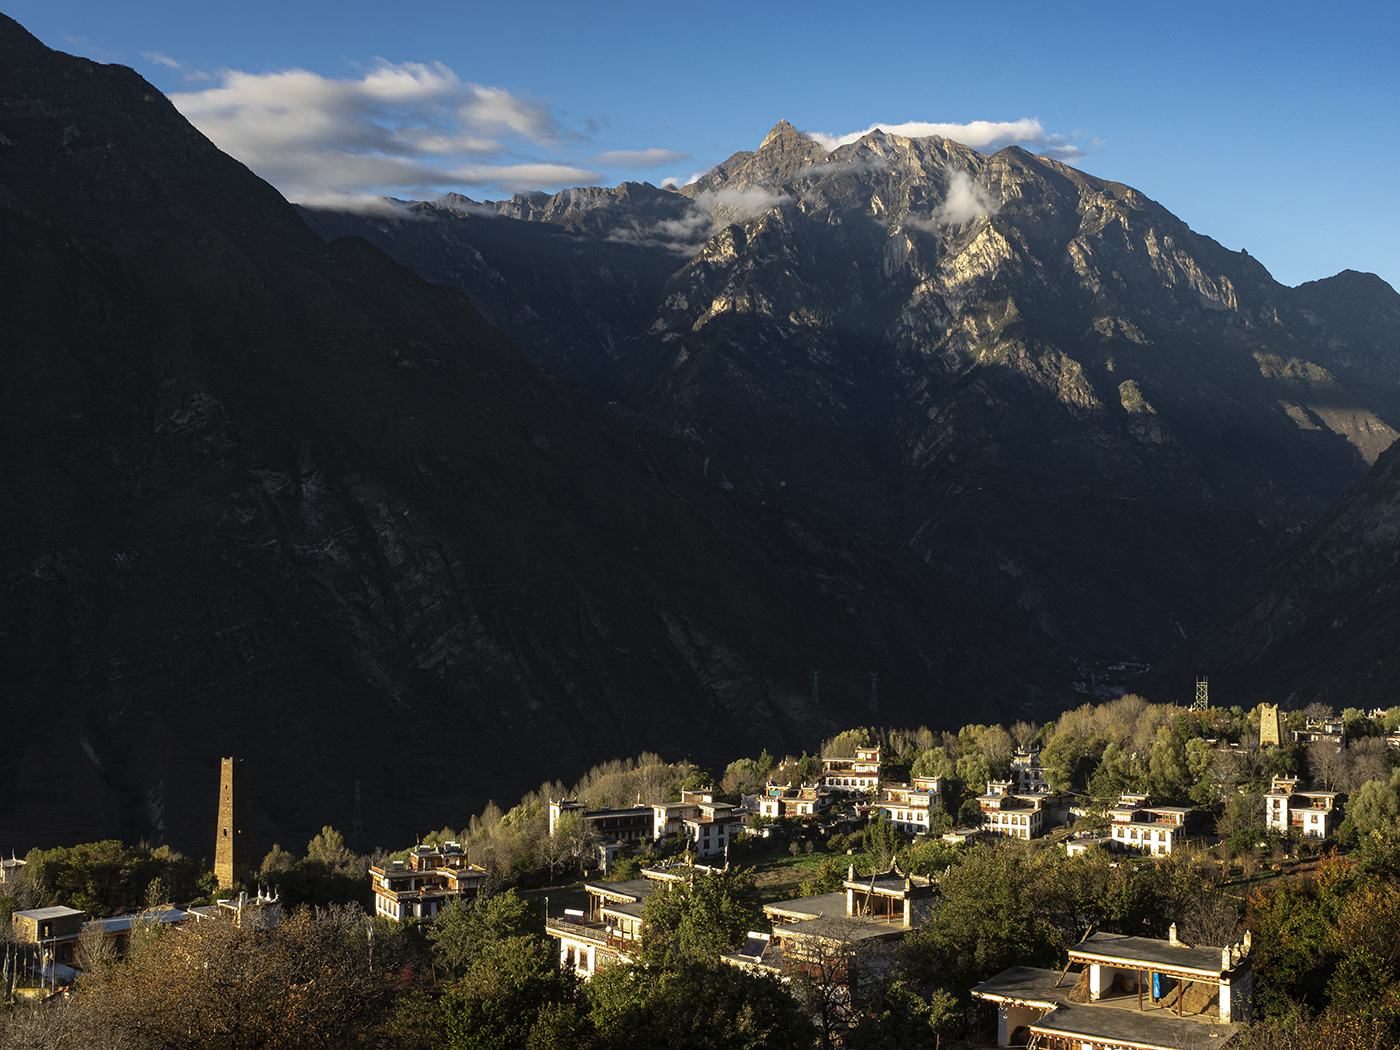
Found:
11,906 -> 86,966
215,757 -> 249,890
1257,703 -> 1284,748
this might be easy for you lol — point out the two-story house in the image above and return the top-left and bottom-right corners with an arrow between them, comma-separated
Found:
821,747 -> 881,794
1263,776 -> 1340,838
369,841 -> 488,921
544,860 -> 728,978
1105,793 -> 1190,857
760,781 -> 835,819
978,780 -> 1049,839
874,778 -> 942,835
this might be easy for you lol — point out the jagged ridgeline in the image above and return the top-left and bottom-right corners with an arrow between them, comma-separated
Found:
0,16 -> 1062,857
304,122 -> 1400,664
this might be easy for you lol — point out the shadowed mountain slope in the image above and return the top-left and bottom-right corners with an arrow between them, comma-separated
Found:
1157,437 -> 1400,709
304,124 -> 1400,664
0,19 -> 1061,858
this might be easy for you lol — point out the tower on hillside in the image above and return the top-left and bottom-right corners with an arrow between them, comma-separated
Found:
1194,676 -> 1210,712
1258,704 -> 1284,749
215,757 -> 249,890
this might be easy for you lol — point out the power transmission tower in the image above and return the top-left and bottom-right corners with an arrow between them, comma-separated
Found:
353,778 -> 364,837
811,670 -> 820,705
1193,676 -> 1209,712
869,672 -> 879,717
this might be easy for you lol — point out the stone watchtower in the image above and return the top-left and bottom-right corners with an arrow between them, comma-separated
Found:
215,757 -> 249,890
1258,703 -> 1284,749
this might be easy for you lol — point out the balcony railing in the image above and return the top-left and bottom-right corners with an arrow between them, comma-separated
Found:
545,918 -> 635,950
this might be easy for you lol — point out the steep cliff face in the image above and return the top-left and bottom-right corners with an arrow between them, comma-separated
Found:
0,21 -> 1061,858
304,123 -> 1400,663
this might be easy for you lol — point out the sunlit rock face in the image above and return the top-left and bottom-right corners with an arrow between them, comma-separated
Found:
0,22 -> 1063,856
306,122 -> 1400,663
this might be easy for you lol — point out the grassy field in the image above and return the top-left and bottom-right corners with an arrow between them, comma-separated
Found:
741,843 -> 848,903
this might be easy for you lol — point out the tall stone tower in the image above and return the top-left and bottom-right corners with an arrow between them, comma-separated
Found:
215,757 -> 249,890
1258,703 -> 1284,749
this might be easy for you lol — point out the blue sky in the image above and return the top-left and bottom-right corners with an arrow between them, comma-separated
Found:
9,1 -> 1399,289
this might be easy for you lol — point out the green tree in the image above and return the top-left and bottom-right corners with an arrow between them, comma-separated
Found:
22,840 -> 207,917
822,729 -> 871,758
305,826 -> 356,872
639,868 -> 764,966
433,935 -> 585,1050
846,980 -> 961,1050
258,844 -> 297,880
429,889 -> 539,978
586,960 -> 811,1050
865,813 -> 900,869
1146,726 -> 1189,799
954,752 -> 990,795
910,747 -> 955,782
798,857 -> 847,897
901,843 -> 1062,991
1350,772 -> 1400,835
1040,730 -> 1106,792
795,753 -> 823,785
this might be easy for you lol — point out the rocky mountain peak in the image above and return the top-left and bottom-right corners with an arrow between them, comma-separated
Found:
300,118 -> 1400,666
760,119 -> 805,148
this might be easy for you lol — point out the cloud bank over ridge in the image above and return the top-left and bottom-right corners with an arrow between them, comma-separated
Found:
170,60 -> 620,206
803,118 -> 1094,161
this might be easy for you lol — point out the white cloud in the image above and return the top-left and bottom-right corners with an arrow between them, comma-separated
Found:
447,162 -> 603,191
139,50 -> 181,70
168,61 -> 601,202
607,186 -> 789,253
593,148 -> 690,168
796,155 -> 890,179
659,169 -> 709,188
802,118 -> 1089,160
296,193 -> 423,218
902,171 -> 1000,232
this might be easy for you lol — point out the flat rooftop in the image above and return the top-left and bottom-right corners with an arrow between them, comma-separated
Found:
1031,1002 -> 1237,1050
773,914 -> 907,942
601,899 -> 648,920
13,906 -> 84,922
584,878 -> 658,903
971,965 -> 1076,1008
764,892 -> 849,922
89,909 -> 189,933
1070,932 -> 1235,978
